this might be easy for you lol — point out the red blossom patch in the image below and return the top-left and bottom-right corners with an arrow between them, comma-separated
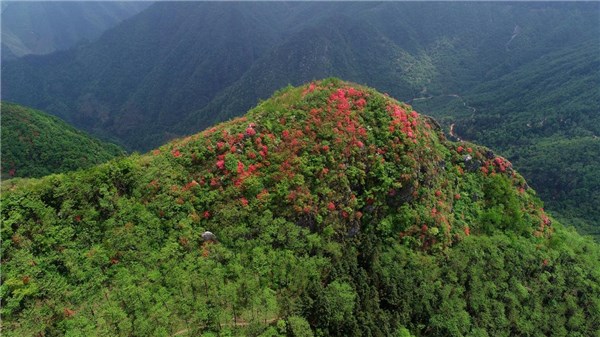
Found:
172,149 -> 181,158
355,98 -> 367,108
183,180 -> 199,191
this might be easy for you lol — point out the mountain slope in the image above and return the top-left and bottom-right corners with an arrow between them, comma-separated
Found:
1,1 -> 151,61
1,2 -> 302,149
4,2 -> 597,150
1,102 -> 124,179
3,2 -> 599,236
2,80 -> 598,336
412,39 -> 600,238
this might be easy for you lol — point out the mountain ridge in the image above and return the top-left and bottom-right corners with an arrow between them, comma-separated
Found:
1,1 -> 151,61
2,80 -> 598,336
2,2 -> 599,237
1,102 -> 124,179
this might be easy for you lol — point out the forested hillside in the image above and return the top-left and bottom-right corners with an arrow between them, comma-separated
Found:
2,80 -> 599,337
412,39 -> 600,238
1,102 -> 124,179
3,2 -> 598,237
1,1 -> 150,61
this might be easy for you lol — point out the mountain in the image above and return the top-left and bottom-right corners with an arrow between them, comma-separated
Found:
2,2 -> 599,237
1,102 -> 124,179
4,2 -> 597,150
2,80 -> 599,336
411,39 -> 600,238
1,1 -> 151,61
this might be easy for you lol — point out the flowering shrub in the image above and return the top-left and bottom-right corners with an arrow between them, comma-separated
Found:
128,79 -> 551,250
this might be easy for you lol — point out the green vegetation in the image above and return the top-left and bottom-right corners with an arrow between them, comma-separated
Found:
3,2 -> 598,237
1,102 -> 124,179
412,39 -> 600,239
2,80 -> 598,336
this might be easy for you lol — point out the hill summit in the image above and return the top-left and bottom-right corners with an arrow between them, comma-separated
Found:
153,78 -> 550,245
2,79 -> 598,336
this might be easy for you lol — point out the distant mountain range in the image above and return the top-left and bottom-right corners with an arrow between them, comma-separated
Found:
2,2 -> 599,237
1,1 -> 151,61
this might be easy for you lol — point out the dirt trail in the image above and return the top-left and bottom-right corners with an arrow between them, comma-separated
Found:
505,25 -> 521,51
449,123 -> 461,141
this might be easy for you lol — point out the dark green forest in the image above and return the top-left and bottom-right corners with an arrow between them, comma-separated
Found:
1,102 -> 124,179
3,2 -> 599,238
2,80 -> 599,337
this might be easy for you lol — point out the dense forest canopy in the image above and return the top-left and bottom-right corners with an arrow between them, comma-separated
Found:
2,80 -> 599,337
